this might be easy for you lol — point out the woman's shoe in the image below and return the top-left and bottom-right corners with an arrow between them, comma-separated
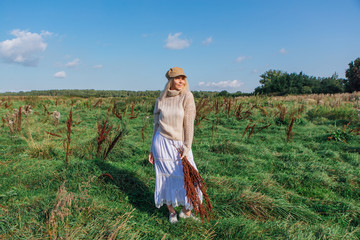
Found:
179,211 -> 200,221
169,212 -> 178,224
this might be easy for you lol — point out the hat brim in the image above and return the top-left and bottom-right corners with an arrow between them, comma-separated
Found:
171,74 -> 187,78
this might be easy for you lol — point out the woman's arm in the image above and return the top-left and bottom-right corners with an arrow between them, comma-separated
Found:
182,92 -> 196,158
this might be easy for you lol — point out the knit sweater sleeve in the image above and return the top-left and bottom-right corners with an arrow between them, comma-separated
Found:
150,98 -> 160,152
182,92 -> 196,157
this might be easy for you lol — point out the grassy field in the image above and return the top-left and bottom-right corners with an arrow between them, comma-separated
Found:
0,92 -> 359,239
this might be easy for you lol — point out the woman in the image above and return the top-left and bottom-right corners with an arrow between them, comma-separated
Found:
148,67 -> 202,224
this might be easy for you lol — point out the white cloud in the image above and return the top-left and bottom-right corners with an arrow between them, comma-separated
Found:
235,56 -> 246,63
202,36 -> 212,45
65,58 -> 80,67
198,80 -> 244,92
252,69 -> 258,74
164,32 -> 191,50
93,64 -> 103,69
54,71 -> 66,78
280,48 -> 288,54
0,29 -> 51,66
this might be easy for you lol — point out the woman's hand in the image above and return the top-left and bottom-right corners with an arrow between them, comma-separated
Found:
148,152 -> 154,164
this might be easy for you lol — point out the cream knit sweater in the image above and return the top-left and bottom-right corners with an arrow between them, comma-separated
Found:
151,89 -> 196,157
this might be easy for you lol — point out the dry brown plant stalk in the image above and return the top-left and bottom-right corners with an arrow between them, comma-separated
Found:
25,104 -> 32,113
93,99 -> 103,108
234,103 -> 243,119
195,98 -> 211,126
112,108 -> 123,120
5,116 -> 15,134
43,104 -> 50,115
277,103 -> 286,123
256,123 -> 272,133
236,105 -> 253,120
196,98 -> 209,113
226,98 -> 232,116
17,106 -> 22,132
287,117 -> 295,142
248,124 -> 256,138
112,103 -> 125,120
213,99 -> 220,114
98,173 -> 114,180
64,108 -> 73,164
141,127 -> 145,142
242,122 -> 252,137
97,120 -> 113,159
103,127 -> 126,160
173,146 -> 213,221
45,131 -> 62,138
4,102 -> 12,109
1,117 -> 5,127
128,102 -> 139,119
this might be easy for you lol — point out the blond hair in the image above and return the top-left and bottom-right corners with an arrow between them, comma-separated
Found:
159,78 -> 189,101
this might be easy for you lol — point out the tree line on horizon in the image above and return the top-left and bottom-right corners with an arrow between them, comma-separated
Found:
2,58 -> 359,98
254,57 -> 360,95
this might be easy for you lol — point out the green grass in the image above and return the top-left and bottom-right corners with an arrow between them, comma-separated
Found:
0,94 -> 360,239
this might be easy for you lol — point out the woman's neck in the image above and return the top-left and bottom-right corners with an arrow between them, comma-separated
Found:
167,88 -> 180,97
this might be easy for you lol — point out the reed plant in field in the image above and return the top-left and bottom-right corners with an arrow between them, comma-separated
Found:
128,102 -> 139,119
64,108 -> 73,164
3,101 -> 12,109
43,104 -> 50,115
93,99 -> 103,108
276,103 -> 286,124
112,102 -> 128,120
213,99 -> 220,114
3,106 -> 23,134
96,120 -> 112,159
234,103 -> 254,120
174,145 -> 213,221
96,118 -> 127,160
195,98 -> 212,126
224,98 -> 232,116
234,103 -> 243,119
1,116 -> 5,127
286,117 -> 295,142
242,122 -> 256,138
103,126 -> 127,161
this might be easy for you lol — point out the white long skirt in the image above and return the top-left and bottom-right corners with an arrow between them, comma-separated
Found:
152,131 -> 202,210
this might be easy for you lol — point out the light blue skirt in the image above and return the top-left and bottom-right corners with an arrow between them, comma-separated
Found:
152,131 -> 202,210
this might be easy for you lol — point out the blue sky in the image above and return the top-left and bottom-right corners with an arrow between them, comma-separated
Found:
0,0 -> 359,93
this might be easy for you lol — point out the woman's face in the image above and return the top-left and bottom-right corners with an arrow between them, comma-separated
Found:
171,76 -> 186,91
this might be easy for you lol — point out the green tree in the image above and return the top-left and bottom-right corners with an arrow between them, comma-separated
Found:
345,57 -> 360,92
255,70 -> 284,94
217,90 -> 230,97
319,73 -> 345,94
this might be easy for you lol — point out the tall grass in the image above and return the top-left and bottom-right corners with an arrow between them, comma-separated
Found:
0,93 -> 359,239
